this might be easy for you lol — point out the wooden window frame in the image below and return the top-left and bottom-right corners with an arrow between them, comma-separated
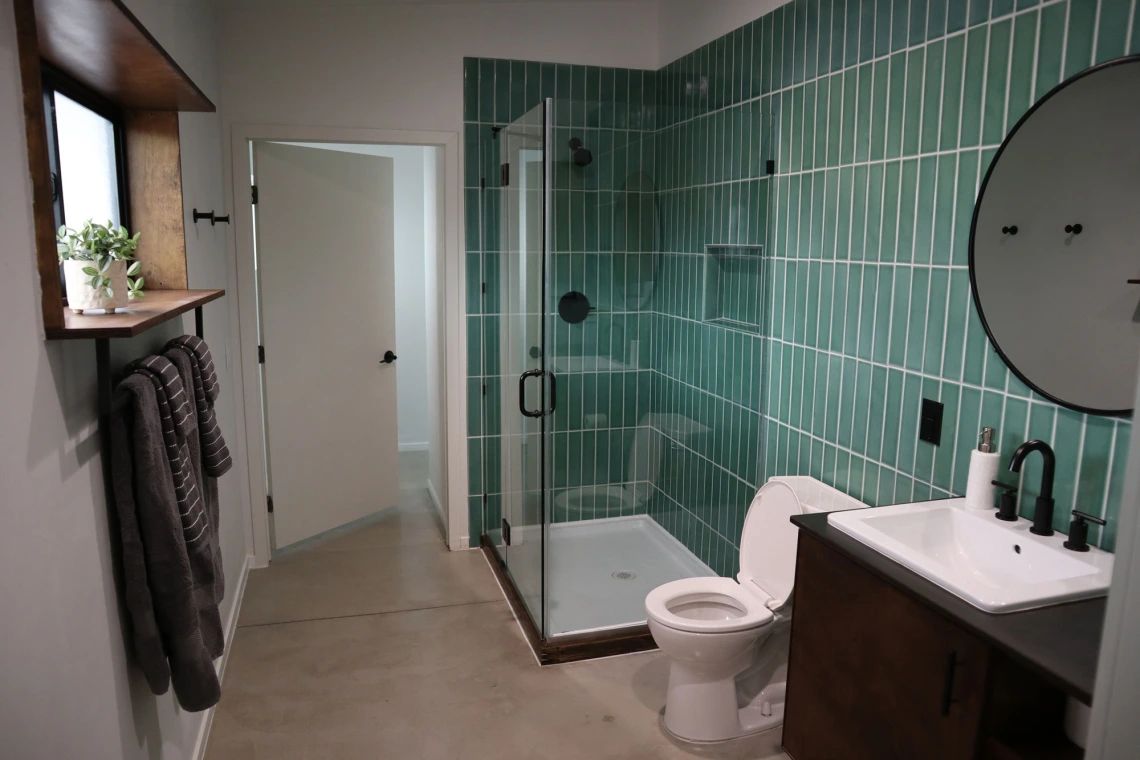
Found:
12,0 -> 216,337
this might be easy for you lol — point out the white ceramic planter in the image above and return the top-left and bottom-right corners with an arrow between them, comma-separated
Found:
63,259 -> 129,313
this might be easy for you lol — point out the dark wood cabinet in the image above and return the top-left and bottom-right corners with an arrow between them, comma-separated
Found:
784,533 -> 1079,760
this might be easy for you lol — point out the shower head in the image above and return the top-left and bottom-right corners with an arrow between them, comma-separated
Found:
568,137 -> 593,167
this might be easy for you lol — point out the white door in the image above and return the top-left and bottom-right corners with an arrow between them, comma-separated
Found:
254,142 -> 399,549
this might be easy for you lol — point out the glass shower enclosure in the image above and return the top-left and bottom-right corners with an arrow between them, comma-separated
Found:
484,94 -> 693,655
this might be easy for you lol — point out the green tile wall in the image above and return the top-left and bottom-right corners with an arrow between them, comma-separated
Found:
463,58 -> 659,539
463,0 -> 1138,566
649,0 -> 1136,575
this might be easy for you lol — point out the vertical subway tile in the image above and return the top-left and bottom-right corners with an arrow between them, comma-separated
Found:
981,19 -> 1012,145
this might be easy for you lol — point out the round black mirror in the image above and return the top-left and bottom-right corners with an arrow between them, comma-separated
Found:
970,55 -> 1140,415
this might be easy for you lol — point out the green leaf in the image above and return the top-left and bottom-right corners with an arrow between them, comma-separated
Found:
82,266 -> 99,276
134,277 -> 144,290
127,261 -> 141,276
104,287 -> 113,298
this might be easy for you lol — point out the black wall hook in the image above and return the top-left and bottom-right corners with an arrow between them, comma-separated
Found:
1065,223 -> 1083,235
1001,225 -> 1018,235
192,209 -> 231,226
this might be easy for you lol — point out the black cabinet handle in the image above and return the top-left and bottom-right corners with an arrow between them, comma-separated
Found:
941,650 -> 959,717
519,370 -> 543,418
380,350 -> 398,364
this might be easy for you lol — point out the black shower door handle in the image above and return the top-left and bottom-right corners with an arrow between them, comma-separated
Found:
519,370 -> 543,418
547,372 -> 557,415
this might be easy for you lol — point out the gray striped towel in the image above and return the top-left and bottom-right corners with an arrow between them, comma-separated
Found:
166,335 -> 232,477
168,335 -> 219,401
129,356 -> 211,551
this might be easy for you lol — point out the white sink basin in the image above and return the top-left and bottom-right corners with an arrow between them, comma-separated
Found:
828,499 -> 1114,613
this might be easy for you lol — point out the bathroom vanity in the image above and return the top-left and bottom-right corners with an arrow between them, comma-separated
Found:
783,512 -> 1102,760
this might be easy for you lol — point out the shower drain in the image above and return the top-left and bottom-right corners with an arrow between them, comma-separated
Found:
612,571 -> 637,580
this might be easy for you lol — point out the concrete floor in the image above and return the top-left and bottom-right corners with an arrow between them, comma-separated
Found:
205,454 -> 789,760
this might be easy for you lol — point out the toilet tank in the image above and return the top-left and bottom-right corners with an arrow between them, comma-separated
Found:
766,475 -> 869,514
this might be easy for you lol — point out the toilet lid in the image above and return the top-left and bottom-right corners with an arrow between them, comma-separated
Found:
737,480 -> 803,608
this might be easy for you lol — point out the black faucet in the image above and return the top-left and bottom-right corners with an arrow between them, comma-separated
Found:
1008,440 -> 1056,536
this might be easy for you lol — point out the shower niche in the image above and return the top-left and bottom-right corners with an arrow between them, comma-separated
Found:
701,244 -> 767,333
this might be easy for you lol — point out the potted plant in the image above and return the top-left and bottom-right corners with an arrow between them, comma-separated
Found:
57,221 -> 145,313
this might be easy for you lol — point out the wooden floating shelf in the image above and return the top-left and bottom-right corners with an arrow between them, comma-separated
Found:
45,289 -> 224,340
34,0 -> 215,112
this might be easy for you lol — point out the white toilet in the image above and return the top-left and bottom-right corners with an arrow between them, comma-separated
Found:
645,476 -> 867,743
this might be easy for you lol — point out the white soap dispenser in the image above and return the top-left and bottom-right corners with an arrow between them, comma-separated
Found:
964,427 -> 1000,510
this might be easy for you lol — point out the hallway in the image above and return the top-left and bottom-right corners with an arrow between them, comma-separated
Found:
204,461 -> 787,759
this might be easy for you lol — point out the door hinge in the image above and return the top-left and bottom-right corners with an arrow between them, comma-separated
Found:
765,159 -> 776,176
482,383 -> 487,397
500,162 -> 510,187
258,345 -> 265,363
267,494 -> 274,513
502,518 -> 511,546
480,177 -> 486,190
251,185 -> 259,204
481,282 -> 486,295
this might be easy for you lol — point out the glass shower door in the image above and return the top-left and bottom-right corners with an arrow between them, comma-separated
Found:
494,101 -> 550,631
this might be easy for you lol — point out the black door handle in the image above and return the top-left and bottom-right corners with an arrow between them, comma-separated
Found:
381,350 -> 398,364
519,370 -> 543,418
941,650 -> 959,717
547,372 -> 557,415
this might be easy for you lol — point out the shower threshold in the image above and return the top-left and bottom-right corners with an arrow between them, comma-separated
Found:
481,514 -> 715,664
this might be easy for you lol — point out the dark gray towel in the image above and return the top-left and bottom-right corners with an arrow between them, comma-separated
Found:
111,374 -> 221,711
166,335 -> 231,477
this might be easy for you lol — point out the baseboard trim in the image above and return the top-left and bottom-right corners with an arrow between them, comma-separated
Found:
191,553 -> 252,760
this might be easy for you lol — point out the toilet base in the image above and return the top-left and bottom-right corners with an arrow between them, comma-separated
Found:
661,673 -> 787,743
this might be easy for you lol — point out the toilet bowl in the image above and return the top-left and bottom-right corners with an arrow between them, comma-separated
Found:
645,476 -> 868,743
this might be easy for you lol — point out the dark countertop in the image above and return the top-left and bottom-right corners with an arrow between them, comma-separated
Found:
792,511 -> 1105,704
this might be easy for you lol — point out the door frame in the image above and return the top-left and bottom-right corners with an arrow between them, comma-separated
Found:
229,124 -> 466,564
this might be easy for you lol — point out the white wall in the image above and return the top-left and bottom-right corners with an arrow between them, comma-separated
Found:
218,2 -> 658,135
0,0 -> 250,757
286,143 -> 435,451
657,0 -> 790,67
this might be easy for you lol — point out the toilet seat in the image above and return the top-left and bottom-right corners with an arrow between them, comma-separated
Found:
645,577 -> 774,633
645,479 -> 814,636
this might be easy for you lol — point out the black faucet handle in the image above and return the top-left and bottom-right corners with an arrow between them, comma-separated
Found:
1064,510 -> 1106,552
991,481 -> 1019,522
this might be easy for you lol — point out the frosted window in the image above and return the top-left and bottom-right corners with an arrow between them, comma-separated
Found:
55,92 -> 121,227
